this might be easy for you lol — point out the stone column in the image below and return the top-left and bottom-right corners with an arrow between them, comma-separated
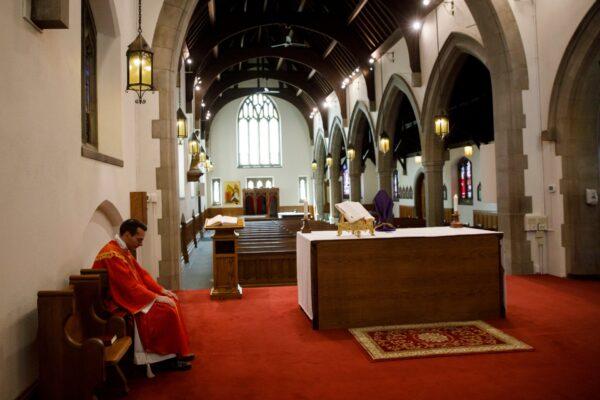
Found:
350,172 -> 361,202
313,173 -> 324,220
423,160 -> 444,227
378,169 -> 392,197
329,164 -> 342,218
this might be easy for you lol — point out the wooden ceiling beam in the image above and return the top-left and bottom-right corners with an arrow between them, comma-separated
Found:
323,40 -> 337,59
347,0 -> 368,25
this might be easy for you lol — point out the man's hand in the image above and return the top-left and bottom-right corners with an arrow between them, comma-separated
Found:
155,295 -> 176,308
162,289 -> 179,300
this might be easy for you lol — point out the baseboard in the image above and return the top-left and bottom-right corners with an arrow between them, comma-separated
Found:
567,274 -> 600,281
15,380 -> 38,400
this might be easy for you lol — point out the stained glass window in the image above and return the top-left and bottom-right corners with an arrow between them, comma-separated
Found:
393,170 -> 399,200
82,0 -> 98,147
238,94 -> 281,167
342,162 -> 350,199
458,157 -> 473,205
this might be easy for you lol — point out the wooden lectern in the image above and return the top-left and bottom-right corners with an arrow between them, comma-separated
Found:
205,218 -> 245,299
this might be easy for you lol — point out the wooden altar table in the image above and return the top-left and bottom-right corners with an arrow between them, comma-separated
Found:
296,227 -> 505,329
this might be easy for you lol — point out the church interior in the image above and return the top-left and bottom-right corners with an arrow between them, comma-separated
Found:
1,0 -> 599,398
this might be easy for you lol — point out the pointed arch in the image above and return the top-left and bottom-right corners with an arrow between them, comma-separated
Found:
374,73 -> 422,195
547,2 -> 600,276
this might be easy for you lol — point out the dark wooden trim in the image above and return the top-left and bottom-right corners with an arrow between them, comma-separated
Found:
15,379 -> 38,400
81,144 -> 124,167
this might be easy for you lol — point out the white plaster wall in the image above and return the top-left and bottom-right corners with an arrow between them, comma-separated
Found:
205,97 -> 313,207
0,0 -> 164,396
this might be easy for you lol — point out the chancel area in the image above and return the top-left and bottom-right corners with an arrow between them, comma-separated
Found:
2,0 -> 600,399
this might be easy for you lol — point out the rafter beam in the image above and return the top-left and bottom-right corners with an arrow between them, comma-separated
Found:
323,40 -> 337,59
347,0 -> 368,24
189,13 -> 369,73
276,58 -> 284,71
202,71 -> 324,110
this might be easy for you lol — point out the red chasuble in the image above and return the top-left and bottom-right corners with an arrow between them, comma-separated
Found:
93,240 -> 190,356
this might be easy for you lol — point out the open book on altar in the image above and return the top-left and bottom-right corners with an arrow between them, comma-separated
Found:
205,214 -> 239,228
334,201 -> 375,223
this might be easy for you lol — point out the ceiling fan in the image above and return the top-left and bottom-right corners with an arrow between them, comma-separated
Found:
271,34 -> 309,48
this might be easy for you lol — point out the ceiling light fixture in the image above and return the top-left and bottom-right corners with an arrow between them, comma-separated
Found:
186,58 -> 192,64
422,0 -> 431,6
412,20 -> 422,31
368,57 -> 375,64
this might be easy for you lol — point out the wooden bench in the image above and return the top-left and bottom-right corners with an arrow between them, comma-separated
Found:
37,276 -> 132,399
237,219 -> 336,286
180,211 -> 203,263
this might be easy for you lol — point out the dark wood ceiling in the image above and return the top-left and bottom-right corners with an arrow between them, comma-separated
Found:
184,0 -> 436,128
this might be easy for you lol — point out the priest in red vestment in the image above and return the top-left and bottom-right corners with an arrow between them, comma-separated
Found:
93,219 -> 193,370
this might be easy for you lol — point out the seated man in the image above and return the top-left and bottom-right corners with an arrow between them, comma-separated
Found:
93,219 -> 193,371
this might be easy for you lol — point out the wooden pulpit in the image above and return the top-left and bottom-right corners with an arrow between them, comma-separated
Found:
206,218 -> 245,300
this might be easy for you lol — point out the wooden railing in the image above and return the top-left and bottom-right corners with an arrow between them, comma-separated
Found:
473,210 -> 499,230
180,210 -> 203,263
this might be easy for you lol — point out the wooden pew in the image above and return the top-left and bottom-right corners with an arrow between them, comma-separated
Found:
37,285 -> 132,399
473,210 -> 498,230
237,219 -> 336,286
181,212 -> 204,263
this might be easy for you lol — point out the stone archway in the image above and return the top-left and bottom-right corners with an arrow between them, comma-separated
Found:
347,101 -> 376,202
150,0 -> 199,289
313,132 -> 327,220
328,118 -> 346,218
421,7 -> 532,274
375,74 -> 422,196
547,3 -> 600,276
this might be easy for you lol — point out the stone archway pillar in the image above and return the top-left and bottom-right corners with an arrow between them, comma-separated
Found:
378,169 -> 392,196
314,173 -> 325,219
329,164 -> 342,218
350,172 -> 361,202
423,160 -> 444,226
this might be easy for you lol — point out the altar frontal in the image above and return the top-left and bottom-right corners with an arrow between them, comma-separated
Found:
297,227 -> 505,330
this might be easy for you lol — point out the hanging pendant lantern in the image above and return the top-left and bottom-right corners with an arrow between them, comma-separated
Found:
176,107 -> 187,141
464,145 -> 473,157
434,113 -> 450,138
126,0 -> 154,104
326,153 -> 333,167
188,131 -> 200,156
415,155 -> 422,164
347,145 -> 356,161
311,159 -> 318,172
379,132 -> 390,154
199,146 -> 207,163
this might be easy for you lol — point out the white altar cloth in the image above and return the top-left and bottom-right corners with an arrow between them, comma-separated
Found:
296,227 -> 500,320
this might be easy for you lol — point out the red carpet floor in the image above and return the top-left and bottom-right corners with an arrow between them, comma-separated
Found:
128,275 -> 600,399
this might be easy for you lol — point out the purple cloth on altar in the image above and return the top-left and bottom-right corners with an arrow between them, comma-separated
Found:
373,190 -> 396,231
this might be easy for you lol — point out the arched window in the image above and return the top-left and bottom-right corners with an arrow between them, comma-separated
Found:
81,0 -> 98,147
341,162 -> 350,199
457,157 -> 473,205
238,94 -> 281,167
392,170 -> 399,200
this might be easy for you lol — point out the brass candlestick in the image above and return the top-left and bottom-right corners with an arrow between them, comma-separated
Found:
450,212 -> 463,228
301,217 -> 312,233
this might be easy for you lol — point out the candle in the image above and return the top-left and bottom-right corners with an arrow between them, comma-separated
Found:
303,200 -> 308,218
453,194 -> 458,213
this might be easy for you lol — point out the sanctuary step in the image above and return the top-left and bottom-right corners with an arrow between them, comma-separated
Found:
237,219 -> 335,287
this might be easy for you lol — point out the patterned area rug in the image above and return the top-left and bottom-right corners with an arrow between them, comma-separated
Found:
350,321 -> 532,361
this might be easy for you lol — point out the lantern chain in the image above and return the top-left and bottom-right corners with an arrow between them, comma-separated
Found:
138,0 -> 142,34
